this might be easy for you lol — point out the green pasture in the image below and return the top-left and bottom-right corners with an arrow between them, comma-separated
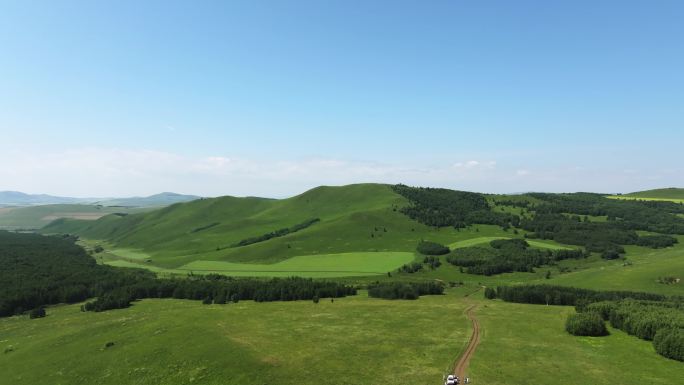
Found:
470,298 -> 684,385
0,291 -> 472,385
178,252 -> 416,277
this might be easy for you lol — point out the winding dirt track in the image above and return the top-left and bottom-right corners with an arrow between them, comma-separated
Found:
453,299 -> 481,381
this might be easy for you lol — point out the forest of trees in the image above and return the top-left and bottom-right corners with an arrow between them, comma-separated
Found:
0,231 -> 157,317
521,212 -> 678,253
392,184 -> 518,228
445,239 -> 585,276
0,231 -> 356,317
81,275 -> 356,312
231,218 -> 320,248
527,193 -> 684,235
367,281 -> 444,300
490,284 -> 667,306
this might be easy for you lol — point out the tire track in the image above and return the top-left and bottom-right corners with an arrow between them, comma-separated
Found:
450,290 -> 482,383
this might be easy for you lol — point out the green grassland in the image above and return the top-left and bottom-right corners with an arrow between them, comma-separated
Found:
0,291 -> 473,385
470,298 -> 683,385
548,236 -> 684,296
100,251 -> 416,278
0,204 -> 150,230
2,289 -> 682,385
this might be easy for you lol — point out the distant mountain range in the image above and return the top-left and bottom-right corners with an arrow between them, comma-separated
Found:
0,191 -> 200,207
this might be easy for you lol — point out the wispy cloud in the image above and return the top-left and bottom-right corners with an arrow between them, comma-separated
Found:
0,147 -> 681,197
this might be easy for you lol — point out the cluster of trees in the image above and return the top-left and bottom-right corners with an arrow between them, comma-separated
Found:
521,213 -> 636,253
489,284 -> 666,306
582,299 -> 684,361
398,262 -> 423,274
0,231 -> 357,317
422,255 -> 442,269
635,235 -> 679,248
392,184 -> 517,228
231,218 -> 320,247
565,312 -> 609,336
445,239 -> 585,276
416,240 -> 450,255
367,281 -> 444,300
81,275 -> 357,312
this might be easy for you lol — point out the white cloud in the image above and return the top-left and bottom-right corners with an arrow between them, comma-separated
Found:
0,147 -> 681,197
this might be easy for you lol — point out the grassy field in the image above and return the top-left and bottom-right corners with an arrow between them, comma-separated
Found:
548,237 -> 684,296
2,289 -> 682,385
102,251 -> 416,277
608,195 -> 684,204
0,204 -> 150,230
470,297 -> 683,385
0,291 -> 473,385
178,252 -> 416,277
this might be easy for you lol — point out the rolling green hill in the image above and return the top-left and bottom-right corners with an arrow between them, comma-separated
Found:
625,187 -> 684,200
46,184 -> 510,273
42,184 -> 436,267
609,188 -> 684,203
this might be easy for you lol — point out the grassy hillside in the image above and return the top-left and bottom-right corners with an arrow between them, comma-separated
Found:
94,192 -> 200,207
609,188 -> 684,203
625,187 -> 684,200
0,204 -> 150,230
44,184 -> 472,269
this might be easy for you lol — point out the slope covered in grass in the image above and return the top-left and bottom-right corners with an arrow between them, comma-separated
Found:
624,188 -> 684,200
43,184 -> 428,267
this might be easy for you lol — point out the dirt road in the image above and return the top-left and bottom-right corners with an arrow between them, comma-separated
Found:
453,302 -> 481,381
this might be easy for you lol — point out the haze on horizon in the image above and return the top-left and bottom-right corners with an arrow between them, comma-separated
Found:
1,0 -> 682,198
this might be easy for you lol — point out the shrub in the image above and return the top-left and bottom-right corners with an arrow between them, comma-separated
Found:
484,287 -> 496,299
29,307 -> 46,319
565,312 -> 608,336
601,250 -> 621,260
312,296 -> 319,304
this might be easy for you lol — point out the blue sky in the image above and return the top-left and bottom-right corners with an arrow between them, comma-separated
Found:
1,0 -> 682,197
